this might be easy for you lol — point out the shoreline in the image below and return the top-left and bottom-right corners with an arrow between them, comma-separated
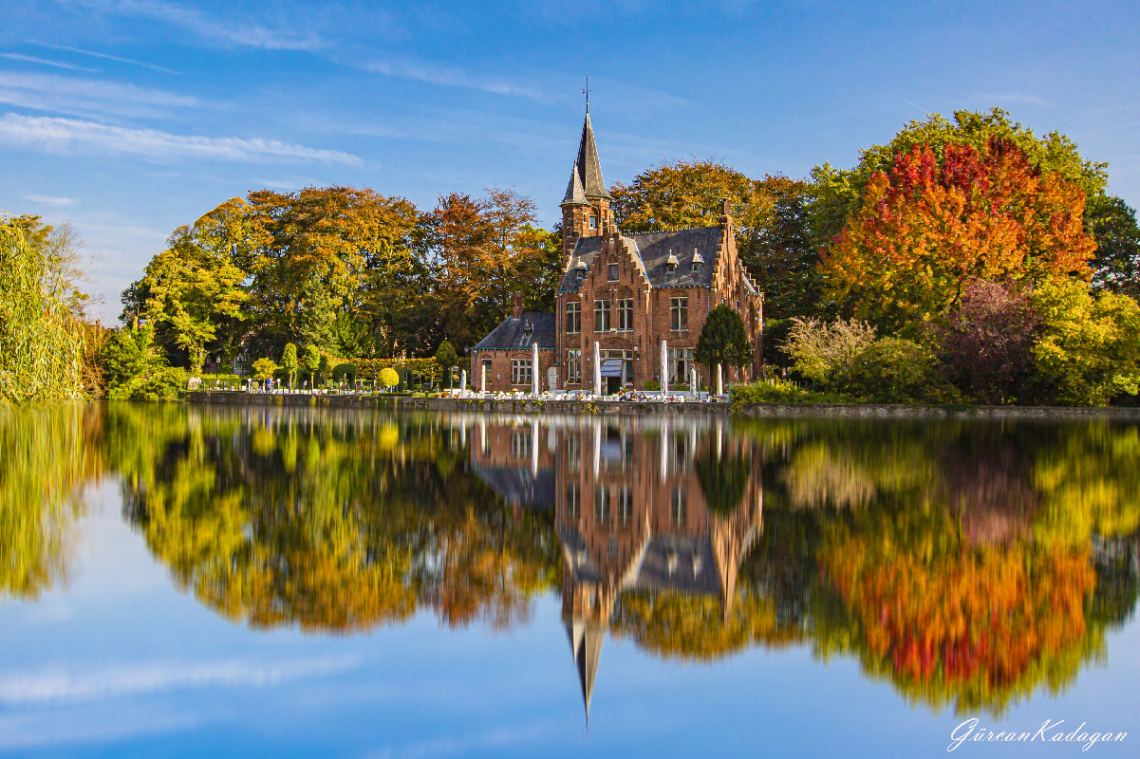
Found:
184,390 -> 1140,420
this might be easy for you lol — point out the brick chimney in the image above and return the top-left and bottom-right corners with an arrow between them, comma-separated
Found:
512,291 -> 524,319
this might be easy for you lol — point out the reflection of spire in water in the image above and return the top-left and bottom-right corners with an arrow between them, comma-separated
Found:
565,617 -> 605,727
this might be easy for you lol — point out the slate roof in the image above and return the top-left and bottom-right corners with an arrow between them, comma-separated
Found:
558,226 -> 724,295
471,312 -> 557,351
575,112 -> 610,200
632,535 -> 721,596
562,161 -> 588,206
472,464 -> 555,510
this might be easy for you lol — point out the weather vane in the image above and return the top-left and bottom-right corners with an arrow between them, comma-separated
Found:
583,75 -> 591,112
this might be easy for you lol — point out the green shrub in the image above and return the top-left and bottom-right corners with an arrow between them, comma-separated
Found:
643,380 -> 661,391
109,366 -> 188,401
332,362 -> 357,380
846,338 -> 956,404
783,317 -> 877,388
378,367 -> 399,388
731,379 -> 851,406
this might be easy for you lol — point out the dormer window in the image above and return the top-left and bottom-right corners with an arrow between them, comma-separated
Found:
666,250 -> 679,272
575,260 -> 587,280
692,250 -> 704,275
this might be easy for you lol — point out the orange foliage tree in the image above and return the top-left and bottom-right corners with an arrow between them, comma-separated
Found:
823,138 -> 1096,334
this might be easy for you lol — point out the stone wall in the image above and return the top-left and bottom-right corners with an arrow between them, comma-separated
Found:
185,391 -> 1140,421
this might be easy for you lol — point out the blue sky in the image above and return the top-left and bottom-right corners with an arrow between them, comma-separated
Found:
1,0 -> 1138,322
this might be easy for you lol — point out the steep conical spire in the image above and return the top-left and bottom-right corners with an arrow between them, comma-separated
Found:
575,112 -> 610,200
562,161 -> 588,206
566,617 -> 605,727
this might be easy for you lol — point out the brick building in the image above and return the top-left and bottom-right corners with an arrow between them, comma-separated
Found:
471,109 -> 763,394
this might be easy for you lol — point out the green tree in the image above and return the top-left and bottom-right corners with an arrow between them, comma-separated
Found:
695,305 -> 753,373
434,340 -> 458,384
302,345 -> 320,387
280,343 -> 298,389
1087,195 -> 1140,298
251,358 -> 278,382
747,182 -> 822,319
1032,278 -> 1140,406
128,223 -> 248,373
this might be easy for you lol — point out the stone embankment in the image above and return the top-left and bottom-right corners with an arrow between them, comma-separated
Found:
185,391 -> 1140,420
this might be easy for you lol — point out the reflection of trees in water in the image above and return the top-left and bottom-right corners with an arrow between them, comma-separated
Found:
7,403 -> 1135,718
0,404 -> 102,598
108,404 -> 559,634
734,418 -> 1140,715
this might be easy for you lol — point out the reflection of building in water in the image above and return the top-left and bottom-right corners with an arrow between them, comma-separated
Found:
458,414 -> 763,725
557,419 -> 763,724
469,417 -> 557,514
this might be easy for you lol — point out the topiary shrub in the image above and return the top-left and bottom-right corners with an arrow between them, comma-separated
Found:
378,367 -> 399,388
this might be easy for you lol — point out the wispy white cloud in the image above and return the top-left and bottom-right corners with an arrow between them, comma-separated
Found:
975,93 -> 1052,107
0,655 -> 361,705
25,194 -> 76,206
370,720 -> 555,759
0,52 -> 98,72
0,708 -> 199,751
0,71 -> 202,110
60,0 -> 325,51
0,114 -> 364,165
32,43 -> 180,75
364,57 -> 546,101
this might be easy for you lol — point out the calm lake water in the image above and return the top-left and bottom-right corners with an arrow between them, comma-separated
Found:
1,403 -> 1137,757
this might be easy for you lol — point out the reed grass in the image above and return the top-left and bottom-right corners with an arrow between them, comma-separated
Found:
0,220 -> 86,405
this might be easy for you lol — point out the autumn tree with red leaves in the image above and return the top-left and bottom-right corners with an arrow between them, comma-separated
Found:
823,138 -> 1096,334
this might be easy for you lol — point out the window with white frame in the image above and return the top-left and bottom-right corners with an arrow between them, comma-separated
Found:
510,359 -> 531,386
670,296 -> 688,331
566,301 -> 581,333
668,347 -> 694,387
616,298 -> 633,331
671,487 -> 687,526
565,482 -> 580,520
618,487 -> 633,524
566,350 -> 581,384
594,299 -> 611,332
510,430 -> 531,459
594,485 -> 610,524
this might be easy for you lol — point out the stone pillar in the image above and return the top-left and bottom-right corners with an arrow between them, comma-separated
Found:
531,418 -> 539,476
460,369 -> 467,393
480,362 -> 486,393
593,341 -> 602,396
716,364 -> 723,396
690,367 -> 697,395
532,342 -> 540,396
660,339 -> 668,395
593,419 -> 602,477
